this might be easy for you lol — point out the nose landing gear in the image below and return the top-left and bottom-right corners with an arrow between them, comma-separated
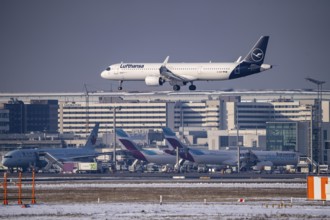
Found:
118,81 -> 123,90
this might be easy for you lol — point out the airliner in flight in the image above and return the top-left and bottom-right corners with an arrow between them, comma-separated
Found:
2,123 -> 100,172
101,36 -> 272,91
162,128 -> 299,169
115,129 -> 176,165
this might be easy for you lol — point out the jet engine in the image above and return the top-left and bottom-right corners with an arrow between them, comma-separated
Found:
145,76 -> 164,86
252,161 -> 274,172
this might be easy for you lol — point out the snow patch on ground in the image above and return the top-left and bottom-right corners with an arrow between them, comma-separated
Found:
34,182 -> 306,190
1,201 -> 329,220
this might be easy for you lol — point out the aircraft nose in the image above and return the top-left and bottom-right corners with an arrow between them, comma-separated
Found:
2,158 -> 9,167
101,70 -> 108,79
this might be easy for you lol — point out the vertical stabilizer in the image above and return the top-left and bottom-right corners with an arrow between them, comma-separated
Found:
162,127 -> 186,150
115,129 -> 147,161
162,127 -> 194,162
115,129 -> 143,151
85,123 -> 100,148
243,36 -> 269,65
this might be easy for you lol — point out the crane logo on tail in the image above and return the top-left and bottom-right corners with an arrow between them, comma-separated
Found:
251,48 -> 264,62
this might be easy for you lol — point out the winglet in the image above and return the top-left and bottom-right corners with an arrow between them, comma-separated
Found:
162,56 -> 169,66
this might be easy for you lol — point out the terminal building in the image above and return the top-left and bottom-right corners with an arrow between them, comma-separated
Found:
0,108 -> 9,134
0,90 -> 330,165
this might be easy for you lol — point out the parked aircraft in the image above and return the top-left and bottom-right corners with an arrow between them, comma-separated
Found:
101,36 -> 272,91
2,123 -> 100,172
115,129 -> 177,165
162,128 -> 241,166
162,127 -> 299,169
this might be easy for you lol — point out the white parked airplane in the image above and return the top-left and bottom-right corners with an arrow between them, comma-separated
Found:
162,128 -> 241,166
2,123 -> 100,172
115,129 -> 176,165
101,36 -> 272,91
162,127 -> 299,169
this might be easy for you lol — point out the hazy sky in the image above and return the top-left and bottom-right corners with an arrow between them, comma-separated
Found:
1,0 -> 329,92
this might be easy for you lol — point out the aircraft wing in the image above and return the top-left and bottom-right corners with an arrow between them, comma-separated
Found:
55,154 -> 98,162
66,154 -> 98,161
160,67 -> 189,81
160,66 -> 193,82
223,159 -> 238,166
64,151 -> 117,161
159,56 -> 196,83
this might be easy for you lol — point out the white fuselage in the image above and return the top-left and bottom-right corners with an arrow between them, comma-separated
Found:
187,148 -> 238,165
2,148 -> 97,169
253,151 -> 299,166
101,62 -> 238,81
141,149 -> 177,165
100,36 -> 272,91
186,149 -> 298,166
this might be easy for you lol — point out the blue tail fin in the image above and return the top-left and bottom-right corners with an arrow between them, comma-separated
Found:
85,123 -> 99,148
243,36 -> 269,65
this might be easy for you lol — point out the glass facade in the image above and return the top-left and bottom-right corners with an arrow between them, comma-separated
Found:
4,100 -> 58,133
4,100 -> 25,133
266,122 -> 297,151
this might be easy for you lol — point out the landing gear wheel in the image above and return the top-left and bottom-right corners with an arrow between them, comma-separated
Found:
118,86 -> 123,90
159,78 -> 165,86
189,85 -> 196,91
173,85 -> 181,91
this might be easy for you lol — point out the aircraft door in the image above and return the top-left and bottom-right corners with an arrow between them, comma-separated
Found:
198,66 -> 203,74
114,65 -> 119,74
234,64 -> 240,75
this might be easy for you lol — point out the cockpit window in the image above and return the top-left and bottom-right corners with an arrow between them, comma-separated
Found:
106,67 -> 111,71
4,155 -> 12,158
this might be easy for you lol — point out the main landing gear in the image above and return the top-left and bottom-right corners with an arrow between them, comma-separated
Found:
173,85 -> 181,91
172,83 -> 197,91
189,84 -> 196,91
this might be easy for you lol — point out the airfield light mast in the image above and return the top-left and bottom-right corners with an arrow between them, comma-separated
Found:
236,102 -> 240,173
84,84 -> 97,135
110,106 -> 121,170
84,84 -> 90,135
305,77 -> 325,164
